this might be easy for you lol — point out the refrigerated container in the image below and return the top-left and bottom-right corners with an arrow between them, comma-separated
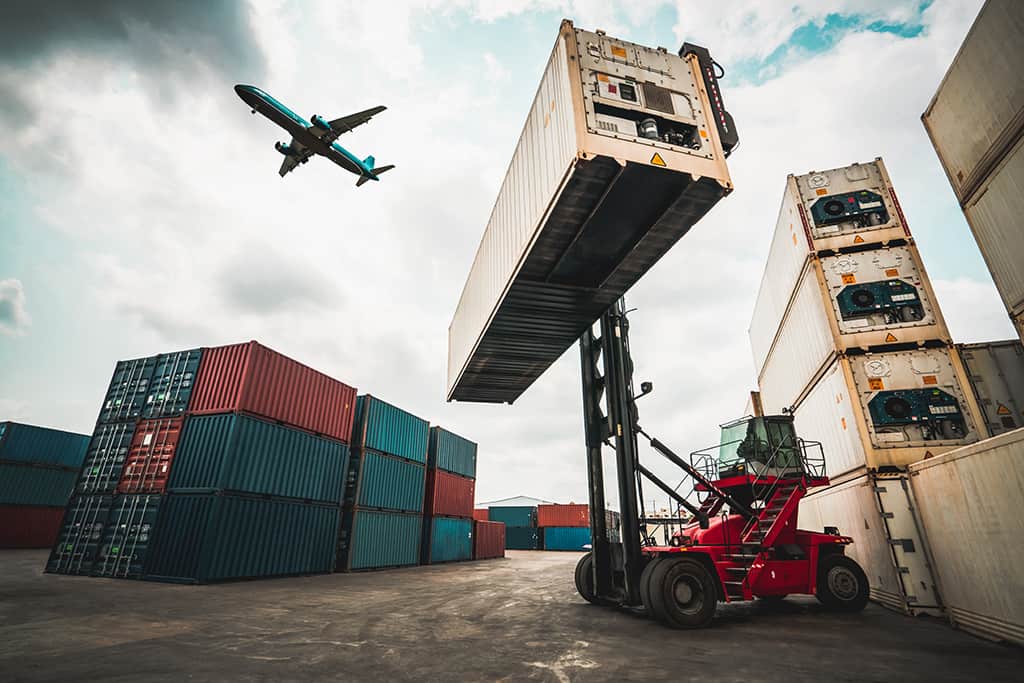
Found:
537,503 -> 588,527
336,509 -> 422,571
423,516 -> 473,564
47,495 -> 113,575
0,505 -> 65,548
472,520 -> 505,559
424,468 -> 475,519
0,421 -> 89,468
957,340 -> 1024,435
448,19 -> 736,403
427,426 -> 477,479
77,422 -> 135,494
93,494 -> 161,578
140,349 -> 203,419
542,526 -> 591,551
116,417 -> 184,494
345,450 -> 425,514
488,506 -> 536,528
0,462 -> 77,507
353,395 -> 429,464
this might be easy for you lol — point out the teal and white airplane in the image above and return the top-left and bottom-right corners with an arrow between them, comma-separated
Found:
234,84 -> 393,186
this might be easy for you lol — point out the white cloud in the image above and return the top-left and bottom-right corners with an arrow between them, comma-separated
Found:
0,279 -> 31,336
932,277 -> 1017,343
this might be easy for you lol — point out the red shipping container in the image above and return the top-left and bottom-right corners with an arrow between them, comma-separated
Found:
425,469 -> 475,519
116,417 -> 184,494
473,520 -> 505,559
0,505 -> 65,548
537,503 -> 589,528
189,341 -> 357,443
473,508 -> 489,521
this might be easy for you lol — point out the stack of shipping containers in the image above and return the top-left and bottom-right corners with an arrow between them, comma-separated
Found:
0,422 -> 89,548
489,504 -> 540,550
750,158 -> 987,614
337,396 -> 428,572
422,427 -> 477,564
537,503 -> 590,551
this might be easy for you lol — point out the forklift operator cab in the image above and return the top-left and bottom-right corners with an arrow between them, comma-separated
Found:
717,415 -> 805,482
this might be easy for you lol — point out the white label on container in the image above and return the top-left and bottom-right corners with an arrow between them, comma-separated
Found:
875,431 -> 906,442
844,318 -> 870,329
142,433 -> 153,446
859,201 -> 882,209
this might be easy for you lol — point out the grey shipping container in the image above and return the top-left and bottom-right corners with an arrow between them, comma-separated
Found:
345,449 -> 425,513
958,340 -> 1024,435
488,505 -> 536,528
0,462 -> 77,507
352,395 -> 430,464
0,421 -> 89,469
428,426 -> 477,479
337,509 -> 422,571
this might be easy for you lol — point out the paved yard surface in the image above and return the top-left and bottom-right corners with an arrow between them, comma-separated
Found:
0,549 -> 1019,681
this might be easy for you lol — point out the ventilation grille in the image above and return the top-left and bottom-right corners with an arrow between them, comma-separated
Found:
597,119 -> 620,133
641,82 -> 674,114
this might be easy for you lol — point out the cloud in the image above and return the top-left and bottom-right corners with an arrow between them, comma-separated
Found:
217,244 -> 340,314
0,279 -> 31,336
932,277 -> 1017,343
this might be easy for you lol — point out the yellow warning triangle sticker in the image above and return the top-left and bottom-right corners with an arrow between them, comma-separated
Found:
853,235 -> 865,244
997,404 -> 1011,415
651,153 -> 666,167
885,333 -> 898,342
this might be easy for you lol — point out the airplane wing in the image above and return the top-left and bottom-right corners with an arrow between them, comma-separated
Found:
278,138 -> 314,177
309,106 -> 387,145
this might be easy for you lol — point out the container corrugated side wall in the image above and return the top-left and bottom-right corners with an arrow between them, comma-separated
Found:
425,469 -> 475,519
428,517 -> 473,563
428,426 -> 477,479
0,463 -> 77,507
0,505 -> 66,548
0,422 -> 90,468
790,360 -> 866,477
536,504 -> 588,527
342,510 -> 421,570
354,396 -> 430,464
447,31 -> 577,394
472,520 -> 505,559
958,340 -> 1024,435
542,526 -> 590,550
488,506 -> 535,528
351,450 -> 425,513
505,526 -> 540,550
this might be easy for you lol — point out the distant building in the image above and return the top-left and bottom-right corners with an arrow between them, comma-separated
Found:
477,495 -> 554,508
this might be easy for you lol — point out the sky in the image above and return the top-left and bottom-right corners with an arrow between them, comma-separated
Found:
0,0 -> 1010,508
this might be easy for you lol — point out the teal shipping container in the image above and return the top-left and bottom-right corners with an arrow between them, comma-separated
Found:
346,449 -> 425,513
542,526 -> 591,551
428,426 -> 477,479
0,421 -> 89,469
505,526 -> 541,550
0,462 -> 77,506
423,516 -> 473,564
93,494 -> 162,578
77,422 -> 135,495
169,413 -> 348,503
145,493 -> 340,583
337,509 -> 422,571
47,495 -> 113,575
97,355 -> 158,424
488,506 -> 536,528
141,348 -> 203,419
352,395 -> 429,464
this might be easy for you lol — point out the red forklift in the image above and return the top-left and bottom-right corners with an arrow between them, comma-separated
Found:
573,300 -> 870,628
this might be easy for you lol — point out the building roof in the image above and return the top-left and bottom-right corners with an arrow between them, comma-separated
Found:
476,495 -> 554,507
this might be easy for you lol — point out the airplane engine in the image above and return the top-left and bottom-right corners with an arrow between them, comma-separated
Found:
275,141 -> 295,156
311,114 -> 332,131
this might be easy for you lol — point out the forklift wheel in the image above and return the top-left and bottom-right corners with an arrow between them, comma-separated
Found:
639,556 -> 662,616
648,558 -> 717,629
574,553 -> 614,607
816,554 -> 870,612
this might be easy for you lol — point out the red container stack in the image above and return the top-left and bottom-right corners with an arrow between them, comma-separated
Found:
0,505 -> 66,548
537,503 -> 589,528
425,469 -> 475,518
190,341 -> 357,442
116,418 -> 184,494
473,508 -> 489,521
473,520 -> 505,560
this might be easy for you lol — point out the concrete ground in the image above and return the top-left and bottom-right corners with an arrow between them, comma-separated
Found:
0,550 -> 1020,682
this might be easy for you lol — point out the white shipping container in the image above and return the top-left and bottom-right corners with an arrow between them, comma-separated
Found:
789,360 -> 864,477
957,340 -> 1024,435
448,20 -> 734,403
909,428 -> 1024,645
922,0 -> 1024,205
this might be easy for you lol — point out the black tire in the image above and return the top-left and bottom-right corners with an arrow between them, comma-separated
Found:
574,553 -> 613,606
639,556 -> 662,616
648,557 -> 718,629
816,554 -> 870,612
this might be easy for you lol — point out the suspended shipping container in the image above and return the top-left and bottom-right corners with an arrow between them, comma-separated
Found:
423,516 -> 473,564
189,341 -> 357,442
424,468 -> 475,519
0,462 -> 77,507
97,355 -> 158,424
427,426 -> 477,478
0,505 -> 65,548
169,413 -> 348,503
0,421 -> 89,468
352,395 -> 430,464
93,494 -> 161,579
145,493 -> 340,583
472,520 -> 505,560
141,348 -> 203,419
345,450 -> 425,513
116,417 -> 184,494
448,19 -> 736,403
505,526 -> 541,550
542,526 -> 591,551
957,340 -> 1024,436
488,505 -> 536,528
77,422 -> 135,495
47,495 -> 113,575
337,509 -> 421,571
537,503 -> 588,527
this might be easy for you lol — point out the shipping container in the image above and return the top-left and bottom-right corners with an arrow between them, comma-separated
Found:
537,503 -> 588,528
116,417 -> 184,495
922,0 -> 1024,205
141,348 -> 203,419
93,494 -> 161,578
908,428 -> 1024,645
189,341 -> 357,443
145,493 -> 340,583
605,509 -> 622,542
47,495 -> 113,575
352,395 -> 429,464
0,421 -> 89,468
169,413 -> 347,503
488,505 -> 536,528
774,347 -> 986,477
423,516 -> 473,564
427,426 -> 477,479
505,526 -> 541,550
473,508 -> 489,521
0,505 -> 65,548
337,509 -> 421,571
345,449 -> 425,513
958,340 -> 1024,435
77,422 -> 135,494
472,520 -> 505,560
424,468 -> 475,519
98,355 -> 158,424
447,19 -> 735,404
542,526 -> 591,551
0,462 -> 77,507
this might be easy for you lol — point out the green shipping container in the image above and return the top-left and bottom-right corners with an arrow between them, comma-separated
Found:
47,495 -> 113,575
424,516 -> 473,564
428,426 -> 477,479
353,395 -> 429,464
0,462 -> 78,506
488,506 -> 536,528
505,527 -> 541,550
337,509 -> 422,571
169,413 -> 348,503
542,526 -> 590,551
93,494 -> 162,578
346,449 -> 425,513
0,421 -> 89,469
145,493 -> 340,583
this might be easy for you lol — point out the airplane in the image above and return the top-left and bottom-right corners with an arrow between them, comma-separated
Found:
234,84 -> 393,186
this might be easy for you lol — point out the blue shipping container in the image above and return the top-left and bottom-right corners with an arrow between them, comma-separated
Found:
542,526 -> 591,551
94,494 -> 162,578
141,349 -> 203,419
0,421 -> 89,468
47,495 -> 113,575
353,395 -> 429,464
77,422 -> 135,495
428,426 -> 477,479
338,509 -> 421,571
488,506 -> 536,528
347,449 -> 425,513
169,413 -> 348,503
424,516 -> 473,564
0,462 -> 77,506
145,493 -> 340,583
505,526 -> 541,550
98,355 -> 158,424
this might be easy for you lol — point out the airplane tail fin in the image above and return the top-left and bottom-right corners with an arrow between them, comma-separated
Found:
355,163 -> 395,187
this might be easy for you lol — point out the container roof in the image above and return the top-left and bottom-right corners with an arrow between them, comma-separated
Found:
478,495 -> 554,507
